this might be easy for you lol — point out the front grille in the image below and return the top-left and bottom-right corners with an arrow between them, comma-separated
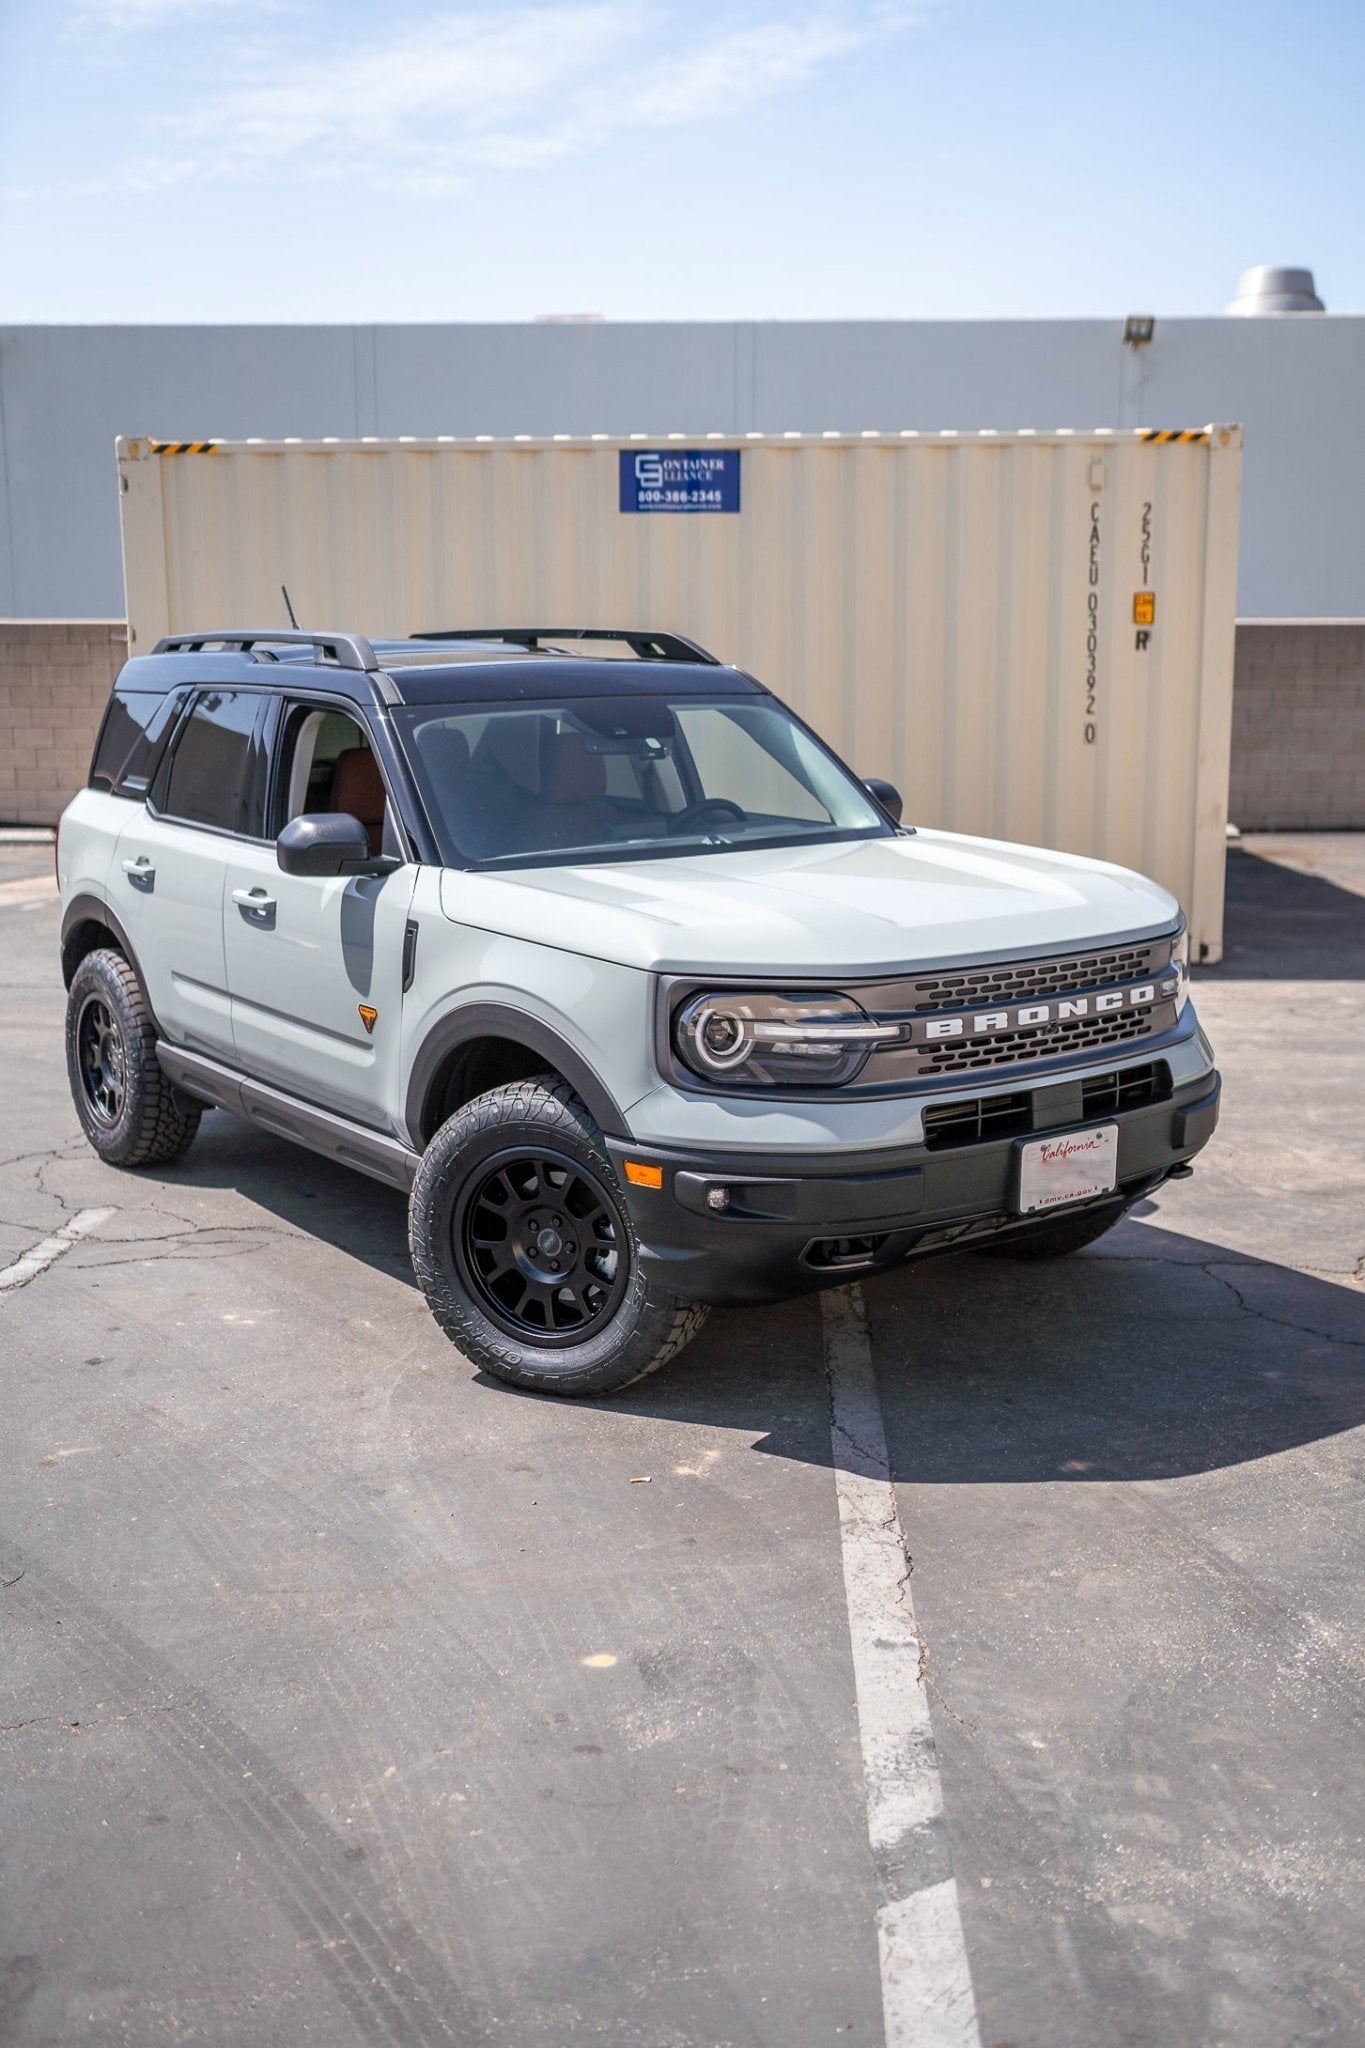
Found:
855,936 -> 1180,1082
920,1007 -> 1158,1075
922,1092 -> 1032,1150
909,943 -> 1161,1013
919,1061 -> 1171,1152
1079,1061 -> 1170,1117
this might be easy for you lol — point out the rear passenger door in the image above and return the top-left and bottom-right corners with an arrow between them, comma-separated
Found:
112,686 -> 268,1057
221,698 -> 417,1130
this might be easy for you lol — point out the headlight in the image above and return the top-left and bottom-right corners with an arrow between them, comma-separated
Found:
1168,923 -> 1191,1013
674,990 -> 899,1087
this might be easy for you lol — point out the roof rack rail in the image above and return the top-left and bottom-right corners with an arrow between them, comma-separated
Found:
151,629 -> 379,672
411,627 -> 720,665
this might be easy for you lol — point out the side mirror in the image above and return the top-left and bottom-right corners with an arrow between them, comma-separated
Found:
277,813 -> 399,878
863,777 -> 903,824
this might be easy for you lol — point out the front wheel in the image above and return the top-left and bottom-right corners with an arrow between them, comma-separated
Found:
409,1077 -> 708,1395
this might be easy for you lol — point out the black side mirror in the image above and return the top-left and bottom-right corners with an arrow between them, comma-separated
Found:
277,813 -> 400,878
863,777 -> 903,824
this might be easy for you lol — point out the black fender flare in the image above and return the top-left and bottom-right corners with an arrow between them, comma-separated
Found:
60,893 -> 156,1016
404,1002 -> 629,1149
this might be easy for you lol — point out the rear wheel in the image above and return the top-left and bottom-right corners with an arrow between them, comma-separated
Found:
65,949 -> 202,1167
410,1077 -> 708,1395
981,1202 -> 1129,1260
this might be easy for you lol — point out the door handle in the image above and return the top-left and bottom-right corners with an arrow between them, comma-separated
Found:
122,856 -> 155,884
232,887 -> 277,916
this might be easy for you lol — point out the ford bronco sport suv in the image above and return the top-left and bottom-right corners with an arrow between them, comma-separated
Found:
58,626 -> 1219,1395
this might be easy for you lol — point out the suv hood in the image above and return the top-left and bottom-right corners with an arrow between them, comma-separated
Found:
439,830 -> 1181,974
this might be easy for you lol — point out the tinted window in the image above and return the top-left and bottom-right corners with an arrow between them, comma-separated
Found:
395,695 -> 889,868
89,688 -> 185,798
163,691 -> 262,833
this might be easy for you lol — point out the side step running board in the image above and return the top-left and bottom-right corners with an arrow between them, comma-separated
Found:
156,1043 -> 421,1193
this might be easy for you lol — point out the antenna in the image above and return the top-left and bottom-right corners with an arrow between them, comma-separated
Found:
281,584 -> 300,630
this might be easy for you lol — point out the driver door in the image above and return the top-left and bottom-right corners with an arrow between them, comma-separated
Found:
222,700 -> 417,1130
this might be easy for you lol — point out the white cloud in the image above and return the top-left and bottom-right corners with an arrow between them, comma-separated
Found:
46,3 -> 918,198
72,0 -> 260,26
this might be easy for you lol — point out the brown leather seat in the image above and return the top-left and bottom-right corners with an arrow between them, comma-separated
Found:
329,747 -> 386,855
540,731 -> 616,847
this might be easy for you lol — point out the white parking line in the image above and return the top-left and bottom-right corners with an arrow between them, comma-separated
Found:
821,1284 -> 982,2048
0,1208 -> 115,1294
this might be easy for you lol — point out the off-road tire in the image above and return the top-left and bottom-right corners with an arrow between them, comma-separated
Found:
410,1076 -> 709,1396
981,1202 -> 1129,1260
65,948 -> 202,1168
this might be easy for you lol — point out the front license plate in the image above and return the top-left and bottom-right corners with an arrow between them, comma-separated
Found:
1014,1124 -> 1119,1215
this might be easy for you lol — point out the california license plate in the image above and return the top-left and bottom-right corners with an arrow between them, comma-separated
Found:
1014,1125 -> 1119,1215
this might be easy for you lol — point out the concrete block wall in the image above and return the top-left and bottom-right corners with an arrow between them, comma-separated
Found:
1229,622 -> 1365,831
0,622 -> 126,827
1,617 -> 1361,832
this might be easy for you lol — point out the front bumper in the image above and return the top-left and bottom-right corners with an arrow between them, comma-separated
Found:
607,1070 -> 1221,1306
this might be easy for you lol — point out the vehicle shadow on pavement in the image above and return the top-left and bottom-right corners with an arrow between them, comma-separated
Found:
1206,847 -> 1365,979
164,1114 -> 1365,1486
596,1220 -> 1365,1485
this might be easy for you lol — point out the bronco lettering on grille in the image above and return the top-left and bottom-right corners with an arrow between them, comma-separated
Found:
914,977 -> 1170,1044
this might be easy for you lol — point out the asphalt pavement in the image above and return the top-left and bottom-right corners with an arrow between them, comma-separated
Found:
2,834 -> 1362,2047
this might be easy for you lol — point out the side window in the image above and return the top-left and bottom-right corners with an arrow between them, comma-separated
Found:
274,706 -> 370,828
89,688 -> 186,798
162,690 -> 263,834
272,703 -> 394,859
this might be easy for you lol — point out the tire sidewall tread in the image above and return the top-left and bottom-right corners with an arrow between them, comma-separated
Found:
410,1077 -> 707,1396
65,948 -> 201,1169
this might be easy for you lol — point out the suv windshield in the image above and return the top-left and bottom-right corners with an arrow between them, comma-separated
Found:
395,695 -> 892,868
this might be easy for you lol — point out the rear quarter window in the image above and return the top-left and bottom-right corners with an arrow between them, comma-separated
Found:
89,688 -> 184,798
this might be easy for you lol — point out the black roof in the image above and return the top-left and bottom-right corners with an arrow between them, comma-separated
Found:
120,631 -> 765,707
381,658 -> 762,705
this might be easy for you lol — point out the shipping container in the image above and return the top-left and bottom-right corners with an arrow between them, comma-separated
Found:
117,427 -> 1242,959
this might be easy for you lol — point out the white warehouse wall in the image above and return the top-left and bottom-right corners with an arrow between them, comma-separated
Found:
1,316 -> 1362,620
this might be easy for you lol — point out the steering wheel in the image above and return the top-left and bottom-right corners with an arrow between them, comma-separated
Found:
666,798 -> 747,835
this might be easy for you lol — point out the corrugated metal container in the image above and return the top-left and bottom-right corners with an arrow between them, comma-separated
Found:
117,427 -> 1243,959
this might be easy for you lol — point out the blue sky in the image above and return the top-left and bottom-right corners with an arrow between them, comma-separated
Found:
1,0 -> 1361,322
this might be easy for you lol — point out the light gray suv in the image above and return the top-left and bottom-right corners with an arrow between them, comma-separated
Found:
57,627 -> 1220,1394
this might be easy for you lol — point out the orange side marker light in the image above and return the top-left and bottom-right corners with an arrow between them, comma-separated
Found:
623,1161 -> 663,1189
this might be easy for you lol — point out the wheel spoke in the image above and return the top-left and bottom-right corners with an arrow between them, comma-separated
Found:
77,995 -> 125,1126
507,1161 -> 542,1202
457,1141 -> 629,1346
548,1285 -> 583,1330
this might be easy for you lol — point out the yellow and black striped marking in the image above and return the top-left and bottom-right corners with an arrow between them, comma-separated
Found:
149,440 -> 218,455
1139,428 -> 1210,444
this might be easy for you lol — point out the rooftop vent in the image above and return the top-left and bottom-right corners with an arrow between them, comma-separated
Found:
1226,266 -> 1325,315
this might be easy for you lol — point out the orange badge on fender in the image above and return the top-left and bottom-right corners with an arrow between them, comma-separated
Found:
358,1005 -> 378,1035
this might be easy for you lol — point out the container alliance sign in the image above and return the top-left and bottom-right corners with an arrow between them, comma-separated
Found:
619,449 -> 741,514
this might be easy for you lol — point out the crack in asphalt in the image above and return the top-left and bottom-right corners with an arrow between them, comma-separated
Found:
68,1224 -> 298,1271
1200,1260 -> 1365,1350
1081,1245 -> 1364,1345
0,1703 -> 184,1736
2,1133 -> 315,1271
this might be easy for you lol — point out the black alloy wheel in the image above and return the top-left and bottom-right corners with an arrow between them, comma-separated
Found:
455,1145 -> 628,1344
408,1076 -> 709,1396
76,993 -> 126,1126
64,948 -> 202,1168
